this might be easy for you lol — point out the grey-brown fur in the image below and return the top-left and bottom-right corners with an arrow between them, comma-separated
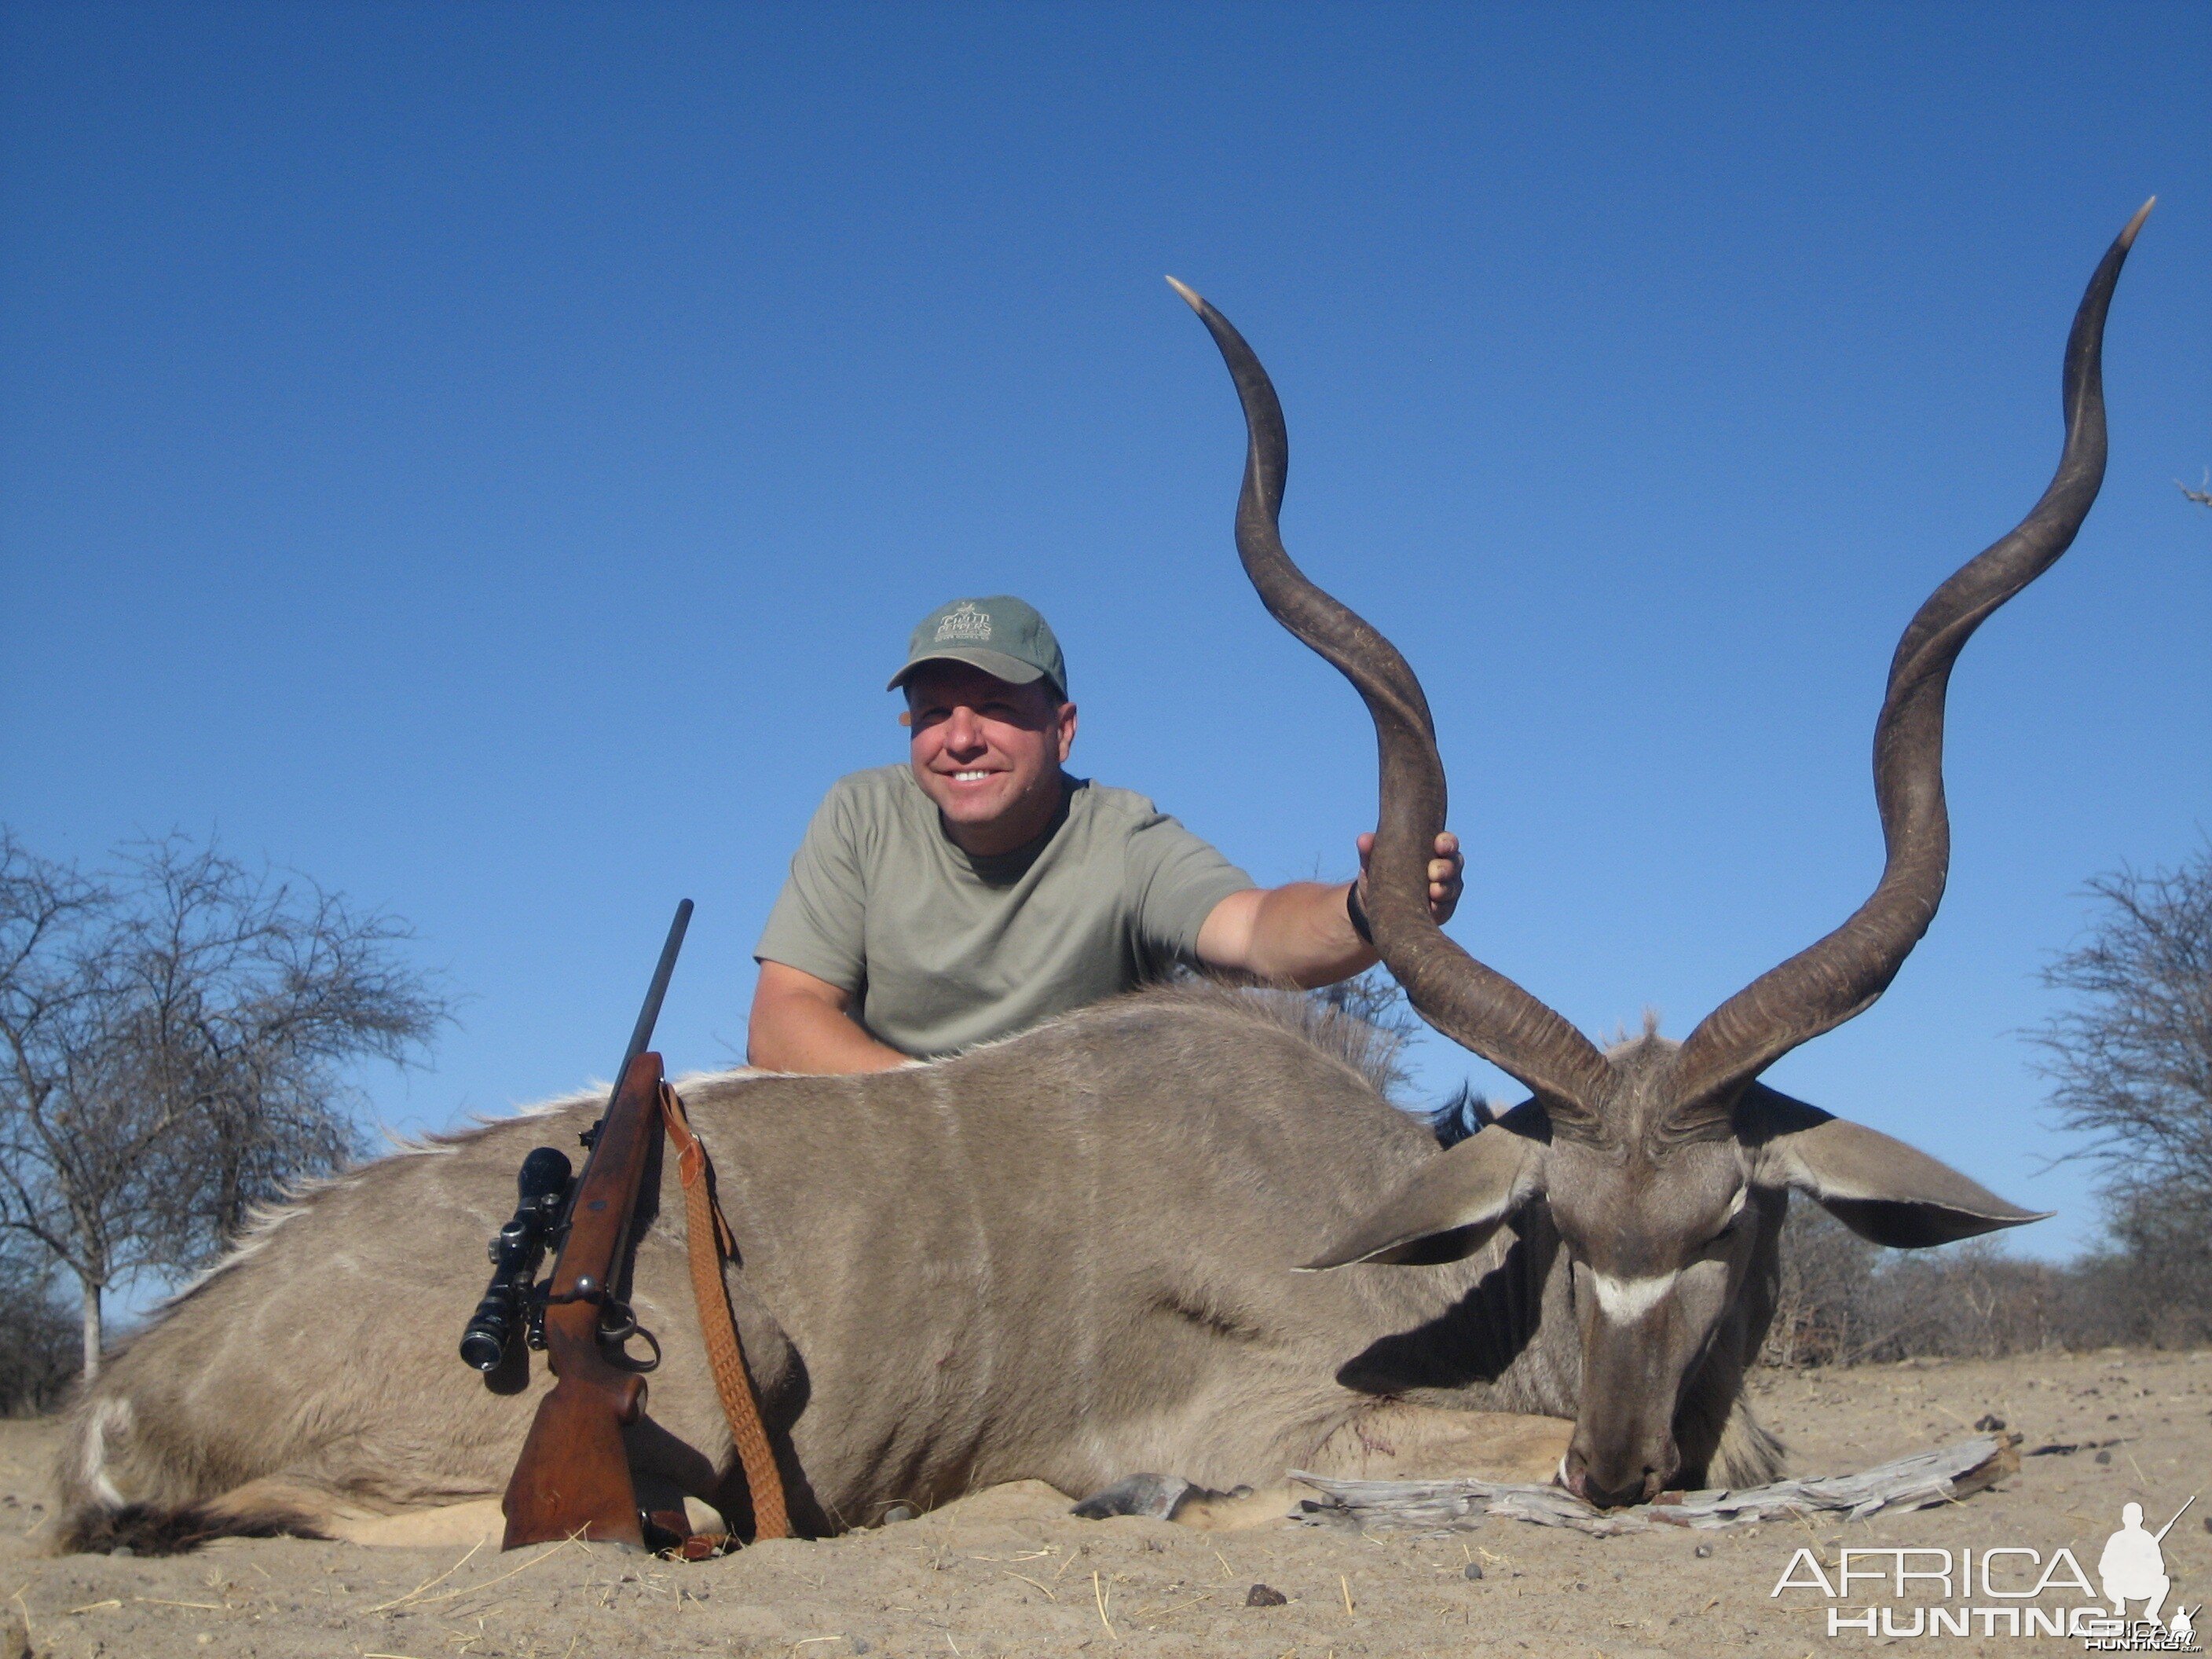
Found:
52,984 -> 1773,1552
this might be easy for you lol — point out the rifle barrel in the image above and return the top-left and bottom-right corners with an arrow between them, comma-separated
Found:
2155,1493 -> 2196,1543
611,899 -> 691,1109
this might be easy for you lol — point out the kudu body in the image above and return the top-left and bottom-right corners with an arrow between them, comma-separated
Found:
53,208 -> 2142,1551
57,988 -> 1610,1550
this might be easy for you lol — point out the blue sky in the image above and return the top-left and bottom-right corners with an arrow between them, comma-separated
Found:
3,4 -> 2206,1263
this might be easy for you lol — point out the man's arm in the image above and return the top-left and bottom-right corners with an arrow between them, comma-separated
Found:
1194,831 -> 1462,987
1194,882 -> 1372,987
747,961 -> 911,1074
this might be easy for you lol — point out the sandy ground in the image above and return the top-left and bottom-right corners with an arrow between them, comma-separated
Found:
2,1348 -> 2207,1658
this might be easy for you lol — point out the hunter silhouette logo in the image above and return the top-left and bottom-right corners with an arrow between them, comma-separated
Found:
2099,1499 -> 2194,1631
935,602 -> 992,643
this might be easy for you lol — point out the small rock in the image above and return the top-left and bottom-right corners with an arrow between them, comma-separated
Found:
1246,1584 -> 1287,1607
1694,1544 -> 1713,1558
1462,1562 -> 1484,1580
881,1504 -> 916,1525
112,1544 -> 134,1558
848,1639 -> 872,1656
2094,1451 -> 2112,1465
1974,1413 -> 2006,1431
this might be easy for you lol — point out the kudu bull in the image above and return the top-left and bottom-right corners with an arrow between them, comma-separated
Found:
1162,195 -> 2148,1504
52,207 -> 2143,1553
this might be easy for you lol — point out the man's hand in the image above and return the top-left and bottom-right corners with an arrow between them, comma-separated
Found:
1355,830 -> 1463,926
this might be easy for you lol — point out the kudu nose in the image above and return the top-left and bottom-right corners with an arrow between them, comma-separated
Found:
1562,1442 -> 1673,1511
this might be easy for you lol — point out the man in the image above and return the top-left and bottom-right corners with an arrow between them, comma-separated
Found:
748,595 -> 1462,1074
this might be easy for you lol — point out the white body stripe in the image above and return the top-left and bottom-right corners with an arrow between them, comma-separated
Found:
84,1398 -> 130,1508
1589,1269 -> 1679,1323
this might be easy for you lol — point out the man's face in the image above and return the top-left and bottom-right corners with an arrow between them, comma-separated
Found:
905,662 -> 1077,851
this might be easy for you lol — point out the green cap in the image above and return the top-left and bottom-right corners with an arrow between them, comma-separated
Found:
888,595 -> 1068,699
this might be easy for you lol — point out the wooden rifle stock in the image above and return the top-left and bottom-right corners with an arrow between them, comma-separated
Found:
501,1049 -> 665,1549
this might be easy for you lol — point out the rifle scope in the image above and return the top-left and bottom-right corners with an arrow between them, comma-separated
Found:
458,1145 -> 574,1374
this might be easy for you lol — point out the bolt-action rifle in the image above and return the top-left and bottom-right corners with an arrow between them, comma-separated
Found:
457,899 -> 692,1550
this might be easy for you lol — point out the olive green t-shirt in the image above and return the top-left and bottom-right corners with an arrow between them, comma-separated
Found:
754,766 -> 1255,1058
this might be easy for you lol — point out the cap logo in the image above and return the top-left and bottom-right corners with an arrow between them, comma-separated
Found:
935,602 -> 993,643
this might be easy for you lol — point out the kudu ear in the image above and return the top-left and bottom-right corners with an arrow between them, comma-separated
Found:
1300,1112 -> 1544,1270
1738,1083 -> 2051,1247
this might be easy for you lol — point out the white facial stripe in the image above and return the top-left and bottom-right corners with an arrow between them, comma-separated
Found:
1589,1268 -> 1680,1323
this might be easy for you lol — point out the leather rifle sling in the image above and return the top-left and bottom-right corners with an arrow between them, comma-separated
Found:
657,1082 -> 792,1541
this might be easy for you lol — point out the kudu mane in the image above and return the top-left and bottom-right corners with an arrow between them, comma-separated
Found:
170,980 -> 1412,1306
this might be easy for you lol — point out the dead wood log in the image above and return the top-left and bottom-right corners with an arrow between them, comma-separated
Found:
1289,1434 -> 2020,1536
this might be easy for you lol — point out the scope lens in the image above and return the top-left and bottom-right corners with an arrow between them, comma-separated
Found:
460,1326 -> 507,1372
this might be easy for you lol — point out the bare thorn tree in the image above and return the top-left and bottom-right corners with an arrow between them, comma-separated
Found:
2030,842 -> 2212,1343
0,830 -> 452,1379
0,1242 -> 77,1413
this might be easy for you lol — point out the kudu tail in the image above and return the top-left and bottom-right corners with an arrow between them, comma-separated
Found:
58,1498 -> 326,1558
52,1393 -> 329,1556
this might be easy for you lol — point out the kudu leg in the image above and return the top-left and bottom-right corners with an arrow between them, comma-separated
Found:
181,1408 -> 741,1551
1303,1402 -> 1574,1484
1077,1405 -> 1575,1531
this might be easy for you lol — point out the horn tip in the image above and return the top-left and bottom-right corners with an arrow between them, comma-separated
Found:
2120,197 -> 2155,249
1164,275 -> 1206,313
